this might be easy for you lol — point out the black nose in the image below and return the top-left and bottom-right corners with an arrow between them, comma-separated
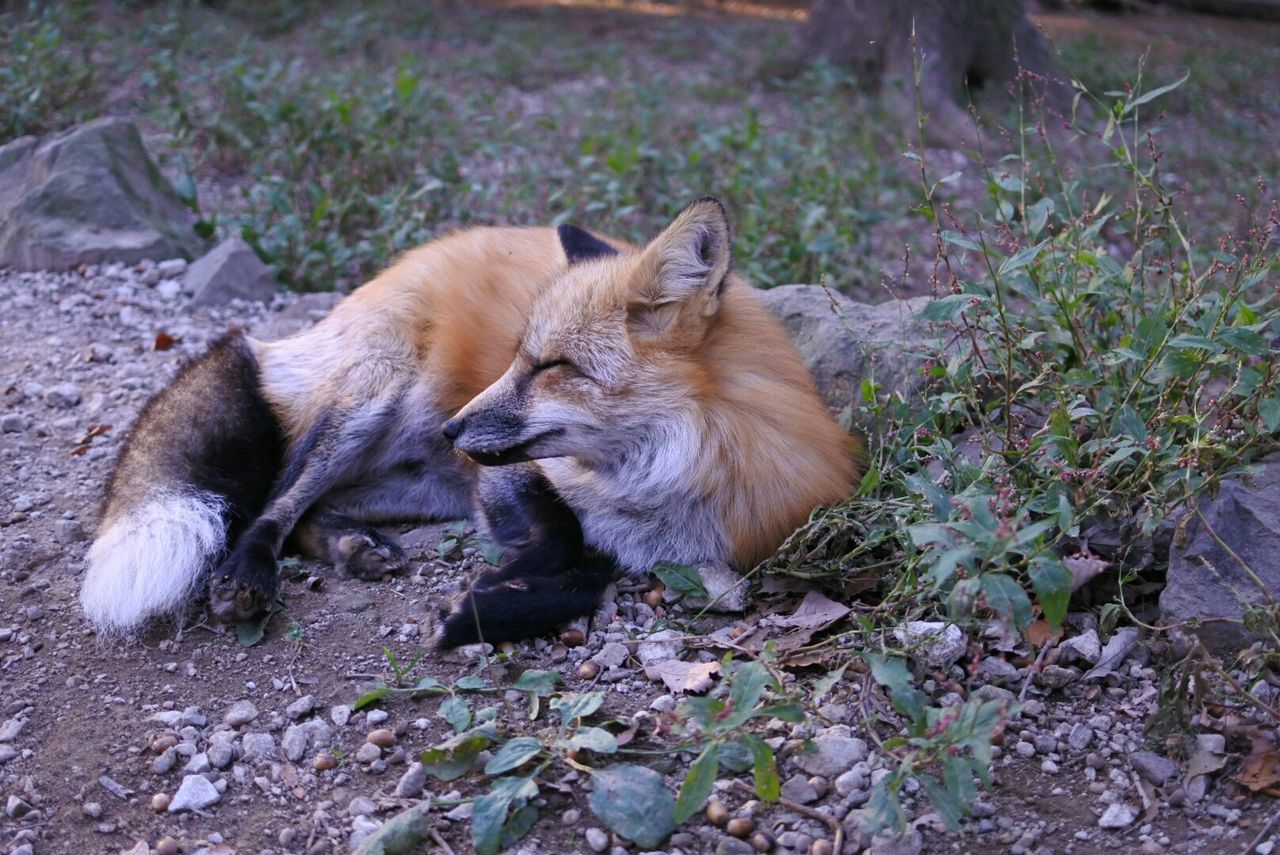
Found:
441,416 -> 464,442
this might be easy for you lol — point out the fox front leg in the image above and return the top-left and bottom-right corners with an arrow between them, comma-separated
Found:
434,464 -> 613,648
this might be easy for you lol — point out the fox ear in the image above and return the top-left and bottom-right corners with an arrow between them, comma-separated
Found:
557,224 -> 618,264
629,198 -> 732,336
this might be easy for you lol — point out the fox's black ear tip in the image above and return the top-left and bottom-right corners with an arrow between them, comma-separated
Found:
557,223 -> 619,265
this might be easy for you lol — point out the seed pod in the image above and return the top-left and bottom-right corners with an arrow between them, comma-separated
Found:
727,817 -> 756,839
578,660 -> 601,680
705,799 -> 730,827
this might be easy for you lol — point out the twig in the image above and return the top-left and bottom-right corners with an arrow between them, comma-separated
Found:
430,829 -> 457,855
1243,808 -> 1280,855
1019,636 -> 1056,702
731,779 -> 843,853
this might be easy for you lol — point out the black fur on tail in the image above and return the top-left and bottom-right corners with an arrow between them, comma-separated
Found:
434,463 -> 614,648
104,331 -> 285,548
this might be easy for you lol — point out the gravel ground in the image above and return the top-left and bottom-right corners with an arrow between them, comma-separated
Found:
1,262 -> 1277,855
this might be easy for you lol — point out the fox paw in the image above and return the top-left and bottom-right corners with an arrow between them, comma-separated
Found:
208,546 -> 278,623
334,529 -> 406,581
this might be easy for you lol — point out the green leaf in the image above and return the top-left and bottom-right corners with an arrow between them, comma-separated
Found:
353,687 -> 391,712
980,574 -> 1033,631
720,661 -> 771,730
551,692 -> 605,723
455,674 -> 489,691
588,765 -> 676,848
484,736 -> 543,775
420,731 -> 493,781
811,664 -> 848,706
236,610 -> 272,647
472,776 -> 538,855
1131,312 -> 1168,356
997,242 -> 1043,277
512,669 -> 560,697
651,561 -> 709,598
940,230 -> 981,252
352,799 -> 433,855
501,804 -> 539,850
921,293 -> 974,322
1029,557 -> 1073,629
1260,398 -> 1280,433
863,653 -> 926,722
674,742 -> 720,823
1026,197 -> 1054,237
439,695 -> 471,734
1121,70 -> 1189,116
566,727 -> 618,755
919,773 -> 966,831
904,474 -> 954,521
741,733 -> 780,802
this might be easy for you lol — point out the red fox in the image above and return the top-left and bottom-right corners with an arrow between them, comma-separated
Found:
80,198 -> 859,647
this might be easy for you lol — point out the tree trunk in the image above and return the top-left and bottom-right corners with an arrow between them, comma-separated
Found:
765,0 -> 1060,143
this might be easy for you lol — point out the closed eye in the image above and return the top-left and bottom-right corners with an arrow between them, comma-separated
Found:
531,358 -> 572,375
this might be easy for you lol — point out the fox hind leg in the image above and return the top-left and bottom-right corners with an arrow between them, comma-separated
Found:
290,508 -> 406,581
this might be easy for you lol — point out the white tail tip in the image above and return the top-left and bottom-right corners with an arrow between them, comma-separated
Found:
81,492 -> 227,636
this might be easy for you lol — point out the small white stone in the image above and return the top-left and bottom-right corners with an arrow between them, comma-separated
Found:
1098,802 -> 1137,830
168,775 -> 221,812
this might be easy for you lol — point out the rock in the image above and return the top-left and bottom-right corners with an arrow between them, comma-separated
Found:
241,732 -> 278,763
892,622 -> 967,667
44,383 -> 82,409
0,717 -> 25,742
54,518 -> 85,544
1038,665 -> 1080,689
1067,722 -> 1092,752
255,291 -> 343,340
183,753 -> 211,775
224,700 -> 258,727
757,286 -> 933,429
156,258 -> 187,278
331,704 -> 352,726
592,642 -> 630,670
281,719 -> 332,762
348,795 -> 376,817
285,694 -> 315,720
350,815 -> 382,849
0,745 -> 17,765
635,629 -> 684,666
780,773 -> 819,804
207,734 -> 235,770
0,413 -> 25,432
585,827 -> 610,853
1130,751 -> 1178,786
1059,629 -> 1102,664
976,656 -> 1020,684
0,118 -> 202,270
1160,453 -> 1280,652
6,795 -> 31,818
717,838 -> 757,855
688,564 -> 750,613
793,727 -> 868,777
187,238 -> 276,306
395,762 -> 427,798
168,775 -> 220,812
1098,802 -> 1137,830
355,742 -> 382,764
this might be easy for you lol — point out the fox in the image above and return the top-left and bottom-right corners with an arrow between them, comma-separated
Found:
79,198 -> 860,648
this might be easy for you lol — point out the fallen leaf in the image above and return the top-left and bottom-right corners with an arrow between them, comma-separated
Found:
154,331 -> 177,351
644,659 -> 721,694
1238,750 -> 1280,792
1083,627 -> 1140,681
1064,552 -> 1107,591
773,590 -> 852,629
1186,744 -> 1229,780
1025,619 -> 1062,649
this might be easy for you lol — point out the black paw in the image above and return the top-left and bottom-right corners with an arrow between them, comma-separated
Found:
334,528 -> 406,581
208,542 -> 278,624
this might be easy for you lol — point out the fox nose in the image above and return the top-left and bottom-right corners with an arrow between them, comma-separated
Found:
441,416 -> 464,443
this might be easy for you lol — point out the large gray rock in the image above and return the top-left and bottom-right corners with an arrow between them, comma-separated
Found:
1159,453 -> 1280,653
188,237 -> 276,306
757,285 -> 932,429
0,117 -> 202,269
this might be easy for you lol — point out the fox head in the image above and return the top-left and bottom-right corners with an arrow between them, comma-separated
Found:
442,197 -> 734,467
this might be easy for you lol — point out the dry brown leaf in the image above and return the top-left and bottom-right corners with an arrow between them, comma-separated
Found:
773,590 -> 851,629
1025,619 -> 1062,649
1238,750 -> 1280,793
154,331 -> 177,351
644,659 -> 721,694
1064,552 -> 1108,591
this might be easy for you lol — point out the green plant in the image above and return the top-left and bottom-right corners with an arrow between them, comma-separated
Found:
0,2 -> 97,139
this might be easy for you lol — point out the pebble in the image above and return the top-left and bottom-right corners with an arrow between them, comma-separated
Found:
367,728 -> 395,747
331,704 -> 352,726
6,795 -> 31,818
1098,802 -> 1137,829
156,839 -> 179,855
151,792 -> 170,812
1130,751 -> 1178,786
285,694 -> 316,720
224,700 -> 258,726
592,641 -> 630,669
348,795 -> 376,817
0,717 -> 25,742
395,762 -> 427,797
355,742 -> 382,764
82,802 -> 102,818
892,621 -> 967,667
1068,722 -> 1093,752
241,731 -> 278,763
585,827 -> 610,852
718,838 -> 757,855
157,257 -> 187,278
793,727 -> 868,777
635,628 -> 684,665
53,518 -> 85,544
781,773 -> 819,804
366,709 -> 390,725
44,382 -> 81,408
168,775 -> 220,812
313,752 -> 338,772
